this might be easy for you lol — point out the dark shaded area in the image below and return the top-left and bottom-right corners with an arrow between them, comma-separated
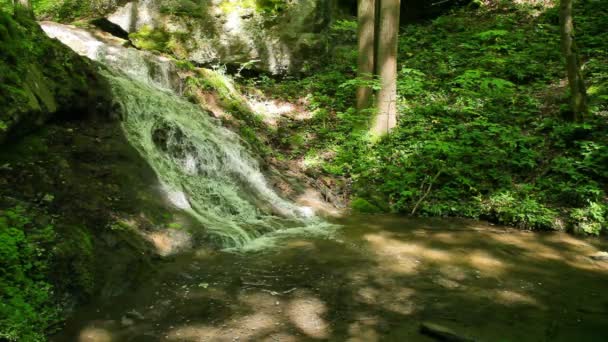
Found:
0,117 -> 169,302
336,0 -> 472,22
50,215 -> 608,341
0,11 -> 111,144
401,0 -> 473,22
90,17 -> 129,40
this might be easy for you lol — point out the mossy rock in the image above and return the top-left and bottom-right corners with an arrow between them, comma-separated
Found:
0,11 -> 111,144
351,197 -> 382,214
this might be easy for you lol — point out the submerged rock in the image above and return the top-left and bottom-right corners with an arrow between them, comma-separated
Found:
420,322 -> 474,342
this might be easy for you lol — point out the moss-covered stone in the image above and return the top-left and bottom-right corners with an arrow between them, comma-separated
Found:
351,198 -> 381,214
107,0 -> 332,75
0,10 -> 111,144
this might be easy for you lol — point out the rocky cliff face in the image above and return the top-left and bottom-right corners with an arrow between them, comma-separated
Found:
106,0 -> 332,75
0,11 -> 111,144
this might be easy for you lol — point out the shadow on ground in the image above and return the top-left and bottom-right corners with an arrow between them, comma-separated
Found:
52,215 -> 608,341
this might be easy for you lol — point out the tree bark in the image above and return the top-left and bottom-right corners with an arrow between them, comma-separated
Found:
13,0 -> 33,18
13,0 -> 31,9
356,0 -> 376,112
372,0 -> 400,136
559,0 -> 587,122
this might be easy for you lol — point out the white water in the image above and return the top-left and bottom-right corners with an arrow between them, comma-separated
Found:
41,22 -> 333,250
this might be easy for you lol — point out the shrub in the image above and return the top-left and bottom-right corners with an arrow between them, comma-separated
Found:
0,207 -> 58,341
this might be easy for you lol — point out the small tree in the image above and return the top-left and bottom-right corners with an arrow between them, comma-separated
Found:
12,0 -> 33,18
372,0 -> 400,136
356,0 -> 376,111
356,0 -> 401,136
13,0 -> 31,9
559,0 -> 587,122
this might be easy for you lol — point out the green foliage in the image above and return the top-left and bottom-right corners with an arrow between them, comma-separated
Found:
0,207 -> 58,341
570,202 -> 606,235
482,192 -> 559,230
331,19 -> 357,43
32,0 -> 93,21
351,198 -> 381,214
340,1 -> 607,231
250,1 -> 607,232
255,0 -> 287,14
129,25 -> 171,53
160,0 -> 207,18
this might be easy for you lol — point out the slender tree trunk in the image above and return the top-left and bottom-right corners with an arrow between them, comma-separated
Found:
13,0 -> 31,9
372,0 -> 400,136
356,0 -> 376,112
559,0 -> 587,122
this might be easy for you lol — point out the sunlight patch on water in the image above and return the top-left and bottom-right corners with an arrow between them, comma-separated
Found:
288,296 -> 331,339
78,326 -> 112,342
467,250 -> 505,275
495,290 -> 542,307
166,324 -> 221,341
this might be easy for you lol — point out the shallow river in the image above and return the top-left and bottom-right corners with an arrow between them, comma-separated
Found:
55,215 -> 608,341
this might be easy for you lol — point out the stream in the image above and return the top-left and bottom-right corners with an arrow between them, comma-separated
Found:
40,22 -> 608,341
54,215 -> 608,341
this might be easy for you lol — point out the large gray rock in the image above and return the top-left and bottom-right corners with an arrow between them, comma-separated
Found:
107,0 -> 332,75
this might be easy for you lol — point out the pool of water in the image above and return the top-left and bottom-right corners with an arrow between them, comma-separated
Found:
54,215 -> 608,341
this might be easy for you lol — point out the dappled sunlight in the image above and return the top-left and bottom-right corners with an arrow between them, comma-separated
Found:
294,188 -> 343,217
146,229 -> 192,256
490,231 -> 608,272
60,217 -> 608,341
78,326 -> 113,342
467,250 -> 506,276
364,232 -> 452,272
494,290 -> 542,307
287,295 -> 331,339
166,324 -> 221,341
356,287 -> 381,305
437,264 -> 469,282
382,287 -> 417,316
346,315 -> 381,342
244,94 -> 315,127
237,312 -> 278,337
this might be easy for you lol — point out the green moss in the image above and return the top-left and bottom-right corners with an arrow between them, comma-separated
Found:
129,25 -> 170,53
51,224 -> 95,297
351,198 -> 381,214
0,10 -> 110,143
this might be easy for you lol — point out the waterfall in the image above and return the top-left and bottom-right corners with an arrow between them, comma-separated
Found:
41,22 -> 333,250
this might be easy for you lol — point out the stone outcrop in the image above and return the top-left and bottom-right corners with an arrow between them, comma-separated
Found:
106,0 -> 332,75
0,11 -> 111,144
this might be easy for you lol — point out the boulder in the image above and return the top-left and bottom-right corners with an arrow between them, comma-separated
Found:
106,0 -> 332,75
0,12 -> 111,144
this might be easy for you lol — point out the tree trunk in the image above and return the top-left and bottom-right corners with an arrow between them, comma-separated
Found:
356,0 -> 376,112
372,0 -> 400,136
559,0 -> 587,122
13,0 -> 33,18
13,0 -> 31,9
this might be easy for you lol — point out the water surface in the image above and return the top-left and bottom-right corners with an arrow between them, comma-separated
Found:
55,215 -> 608,341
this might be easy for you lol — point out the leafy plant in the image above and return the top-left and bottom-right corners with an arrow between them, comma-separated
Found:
0,207 -> 58,341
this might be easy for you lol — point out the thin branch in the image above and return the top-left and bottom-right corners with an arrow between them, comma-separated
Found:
411,169 -> 442,215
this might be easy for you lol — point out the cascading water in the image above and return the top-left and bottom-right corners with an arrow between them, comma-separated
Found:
41,22 -> 333,250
